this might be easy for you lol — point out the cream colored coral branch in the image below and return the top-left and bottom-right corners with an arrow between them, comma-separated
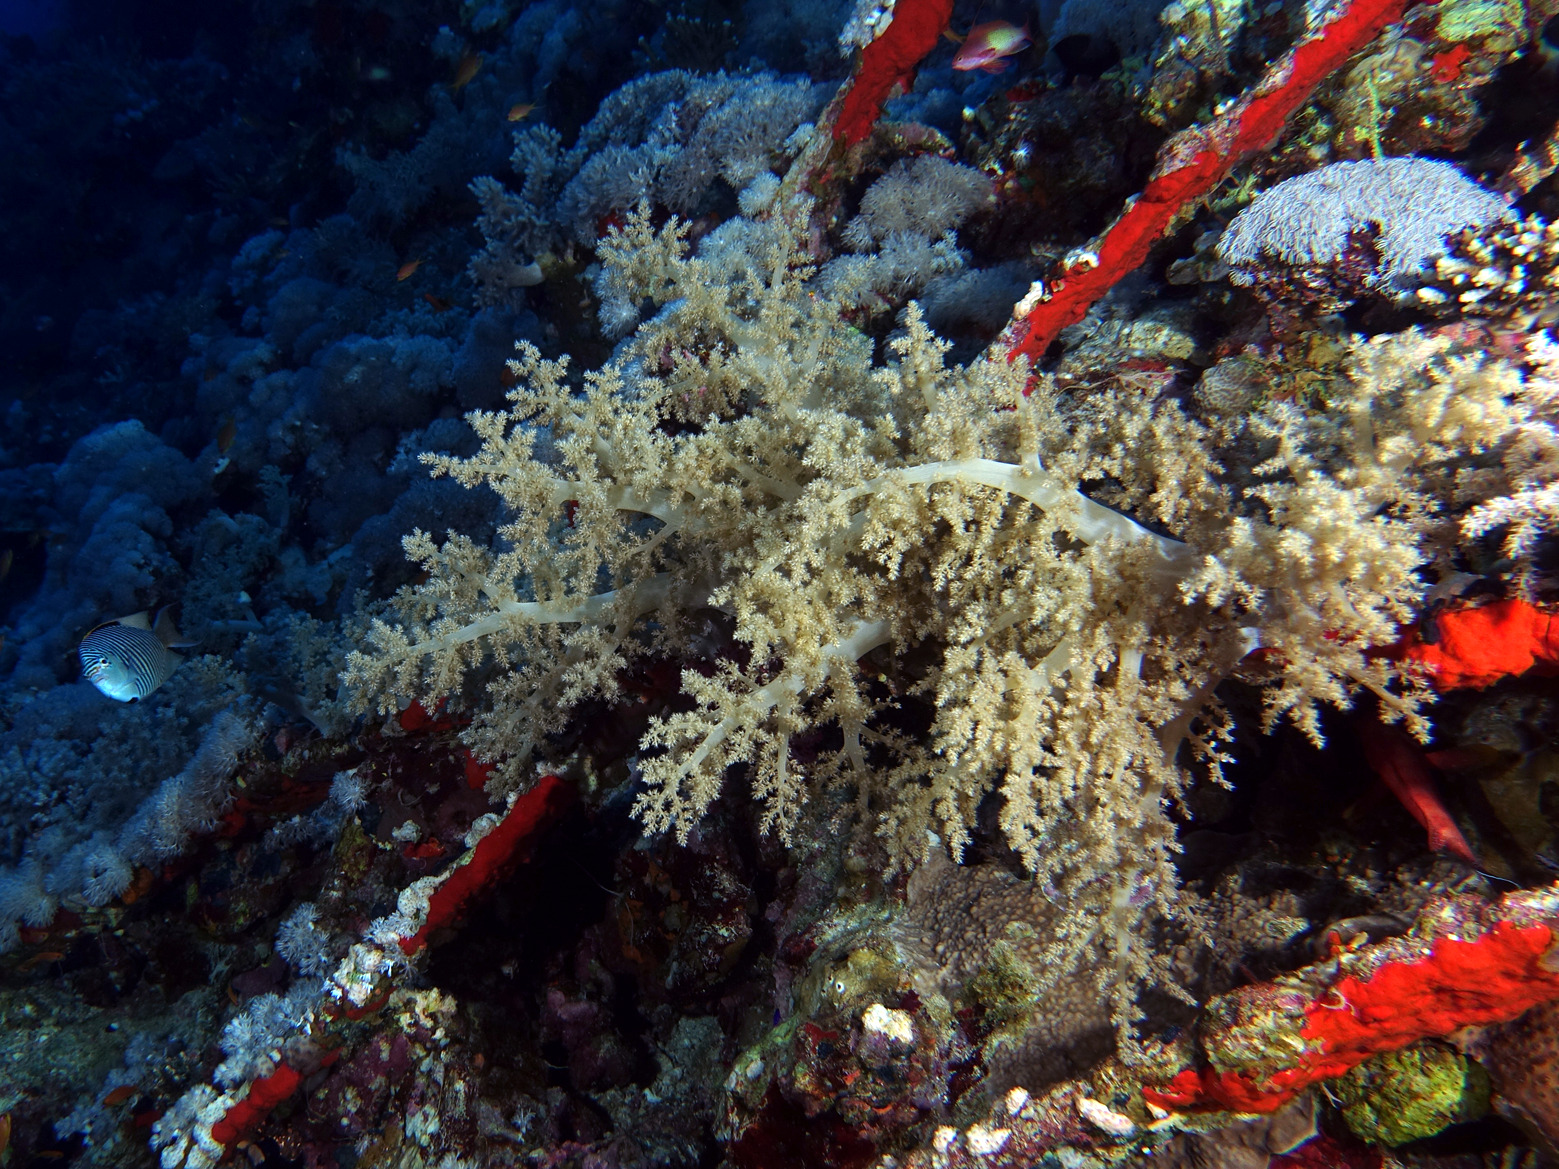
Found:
395,575 -> 676,658
348,197 -> 1544,1034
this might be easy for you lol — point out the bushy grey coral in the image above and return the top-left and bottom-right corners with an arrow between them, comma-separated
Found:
467,70 -> 825,309
0,696 -> 258,950
0,860 -> 53,950
70,834 -> 135,908
264,766 -> 369,848
806,156 -> 999,319
214,979 -> 324,1087
818,231 -> 966,311
115,706 -> 258,865
842,156 -> 992,250
1218,156 -> 1510,293
559,70 -> 823,234
275,902 -> 335,976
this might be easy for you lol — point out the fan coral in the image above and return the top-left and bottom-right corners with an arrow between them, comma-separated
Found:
345,199 -> 1540,1024
1218,156 -> 1510,294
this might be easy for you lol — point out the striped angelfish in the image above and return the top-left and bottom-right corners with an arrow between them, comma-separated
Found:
78,608 -> 190,701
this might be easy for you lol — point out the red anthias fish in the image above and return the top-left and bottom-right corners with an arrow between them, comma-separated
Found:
1356,718 -> 1478,866
952,21 -> 1032,73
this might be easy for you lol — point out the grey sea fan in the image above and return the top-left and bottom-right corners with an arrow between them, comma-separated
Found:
1218,156 -> 1510,292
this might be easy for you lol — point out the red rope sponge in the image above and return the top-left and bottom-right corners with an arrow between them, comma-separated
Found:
1003,0 -> 1411,364
399,773 -> 572,954
1144,891 -> 1559,1114
835,0 -> 955,146
210,1064 -> 304,1146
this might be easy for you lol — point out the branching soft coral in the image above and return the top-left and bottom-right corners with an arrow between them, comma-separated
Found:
1457,333 -> 1559,582
344,202 -> 1540,1028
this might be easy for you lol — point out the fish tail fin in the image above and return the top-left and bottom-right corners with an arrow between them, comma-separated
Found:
153,605 -> 199,650
1429,821 -> 1479,867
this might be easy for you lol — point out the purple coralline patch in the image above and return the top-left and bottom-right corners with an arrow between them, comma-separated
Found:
306,1030 -> 416,1141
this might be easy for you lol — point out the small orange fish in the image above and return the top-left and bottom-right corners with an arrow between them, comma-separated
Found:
421,293 -> 453,312
216,416 -> 237,454
1356,718 -> 1478,866
507,102 -> 535,122
18,949 -> 65,971
0,1111 -> 11,1156
452,50 -> 483,91
102,1085 -> 138,1106
397,259 -> 423,282
120,867 -> 154,906
952,20 -> 1032,73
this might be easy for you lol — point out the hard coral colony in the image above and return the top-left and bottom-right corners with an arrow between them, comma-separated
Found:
1,0 -> 1559,1166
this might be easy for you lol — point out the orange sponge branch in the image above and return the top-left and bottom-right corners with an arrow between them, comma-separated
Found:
1398,598 -> 1559,690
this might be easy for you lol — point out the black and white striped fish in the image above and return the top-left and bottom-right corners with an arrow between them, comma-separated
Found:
78,608 -> 189,701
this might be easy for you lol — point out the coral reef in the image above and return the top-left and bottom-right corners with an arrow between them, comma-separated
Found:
347,188 -> 1551,1039
4,0 -> 1559,1166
